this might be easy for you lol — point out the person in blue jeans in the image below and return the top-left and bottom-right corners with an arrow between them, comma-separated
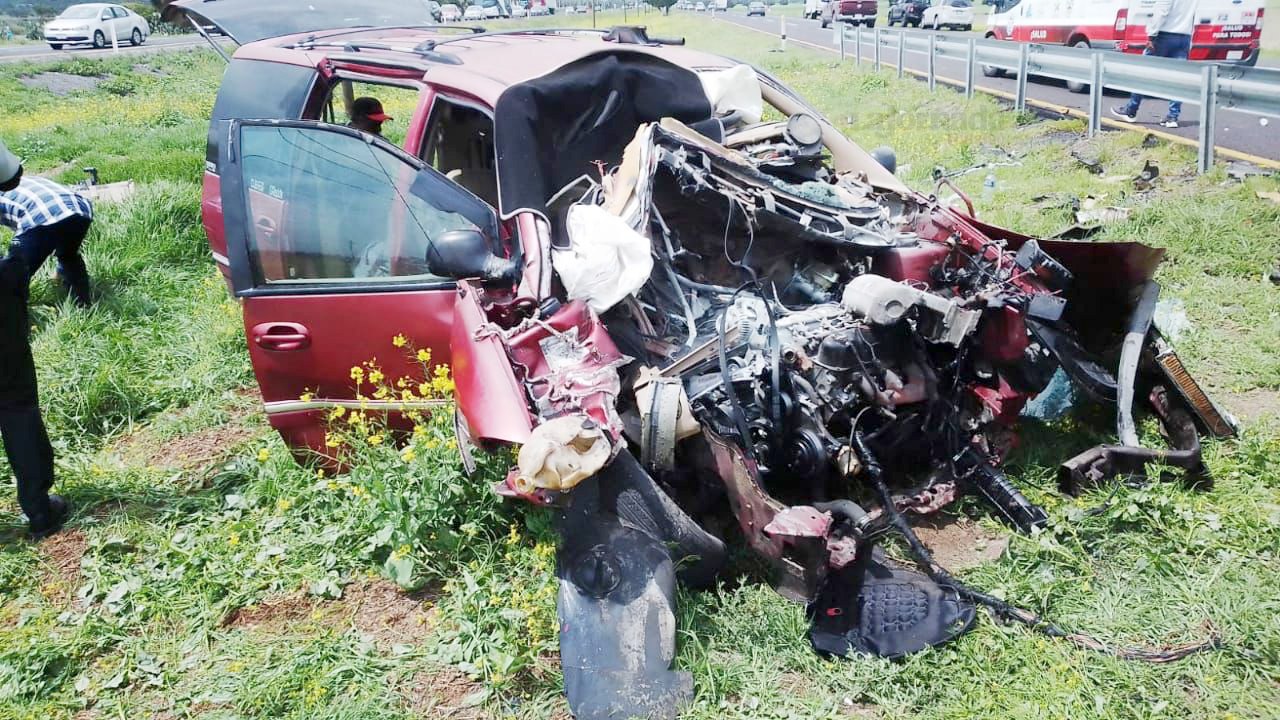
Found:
1111,0 -> 1196,128
0,142 -> 94,307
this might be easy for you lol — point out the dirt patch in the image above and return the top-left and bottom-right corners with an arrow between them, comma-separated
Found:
1219,387 -> 1280,425
37,529 -> 88,606
40,528 -> 88,580
224,578 -> 435,649
19,72 -> 101,96
400,667 -> 489,719
910,516 -> 1009,572
108,399 -> 262,474
343,578 -> 437,648
223,591 -> 318,632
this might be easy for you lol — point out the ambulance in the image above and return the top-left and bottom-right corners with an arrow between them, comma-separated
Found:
985,0 -> 1264,66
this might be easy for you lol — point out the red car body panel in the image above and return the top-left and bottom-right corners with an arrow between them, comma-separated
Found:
243,288 -> 457,440
451,281 -> 535,445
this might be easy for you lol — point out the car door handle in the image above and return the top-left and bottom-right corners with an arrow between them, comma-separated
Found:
251,322 -> 311,352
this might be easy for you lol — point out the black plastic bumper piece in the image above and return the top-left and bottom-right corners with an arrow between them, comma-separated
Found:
556,452 -> 726,720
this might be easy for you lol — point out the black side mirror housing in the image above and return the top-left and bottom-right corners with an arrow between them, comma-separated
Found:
427,229 -> 520,286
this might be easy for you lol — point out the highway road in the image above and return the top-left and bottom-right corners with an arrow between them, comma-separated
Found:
0,35 -> 208,63
717,12 -> 1279,165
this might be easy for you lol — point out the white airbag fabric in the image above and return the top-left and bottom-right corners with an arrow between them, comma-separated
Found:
698,64 -> 764,125
555,203 -> 654,313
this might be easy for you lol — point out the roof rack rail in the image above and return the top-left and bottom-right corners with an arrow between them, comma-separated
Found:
292,39 -> 464,65
286,24 -> 485,50
414,27 -> 610,52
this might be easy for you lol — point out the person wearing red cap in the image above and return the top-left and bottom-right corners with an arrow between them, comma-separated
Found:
348,96 -> 393,137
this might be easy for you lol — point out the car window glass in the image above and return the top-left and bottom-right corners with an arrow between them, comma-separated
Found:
315,81 -> 418,148
421,99 -> 499,208
101,9 -> 113,20
208,59 -> 318,166
113,7 -> 127,18
238,125 -> 485,285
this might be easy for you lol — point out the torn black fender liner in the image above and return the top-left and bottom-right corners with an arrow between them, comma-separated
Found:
807,550 -> 976,659
556,453 -> 725,719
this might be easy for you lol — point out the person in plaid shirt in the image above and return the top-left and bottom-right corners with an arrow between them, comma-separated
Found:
0,139 -> 68,539
0,141 -> 94,307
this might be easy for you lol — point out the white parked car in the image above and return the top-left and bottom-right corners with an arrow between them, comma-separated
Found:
529,3 -> 550,14
921,0 -> 974,30
695,2 -> 707,10
43,3 -> 149,50
464,4 -> 487,20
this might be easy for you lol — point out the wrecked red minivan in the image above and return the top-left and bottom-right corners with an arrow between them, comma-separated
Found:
163,1 -> 1234,717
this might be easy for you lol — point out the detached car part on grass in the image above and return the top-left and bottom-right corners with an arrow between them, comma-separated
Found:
171,2 -> 1236,715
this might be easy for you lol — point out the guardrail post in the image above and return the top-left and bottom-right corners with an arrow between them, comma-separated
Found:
1015,42 -> 1029,111
1088,51 -> 1103,137
965,37 -> 975,99
856,25 -> 863,67
839,25 -> 846,61
927,32 -> 937,91
874,27 -> 882,71
1198,64 -> 1218,174
896,30 -> 905,78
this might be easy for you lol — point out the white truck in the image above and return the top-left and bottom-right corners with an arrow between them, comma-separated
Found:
804,0 -> 824,19
986,0 -> 1264,66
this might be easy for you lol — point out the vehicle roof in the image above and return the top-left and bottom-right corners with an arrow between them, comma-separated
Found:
235,29 -> 737,106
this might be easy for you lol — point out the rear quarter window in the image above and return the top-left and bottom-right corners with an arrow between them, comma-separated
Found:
206,59 -> 319,168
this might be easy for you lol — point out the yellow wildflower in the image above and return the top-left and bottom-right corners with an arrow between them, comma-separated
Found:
368,368 -> 385,385
391,334 -> 407,348
401,448 -> 416,463
350,366 -> 364,383
401,389 -> 415,401
373,387 -> 389,400
413,424 -> 428,438
329,406 -> 346,419
228,532 -> 240,547
325,433 -> 342,449
416,348 -> 430,363
368,434 -> 384,446
417,383 -> 432,397
434,364 -> 451,378
276,498 -> 293,513
257,448 -> 270,463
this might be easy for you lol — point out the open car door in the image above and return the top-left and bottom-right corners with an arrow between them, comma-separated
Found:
219,119 -> 502,455
155,0 -> 435,44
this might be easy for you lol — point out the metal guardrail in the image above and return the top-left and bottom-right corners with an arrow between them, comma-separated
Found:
831,25 -> 1280,173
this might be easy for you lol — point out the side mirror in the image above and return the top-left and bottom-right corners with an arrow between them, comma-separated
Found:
426,229 -> 520,285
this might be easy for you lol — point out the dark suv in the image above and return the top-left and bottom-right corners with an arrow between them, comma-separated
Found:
159,1 -> 1232,718
887,0 -> 928,26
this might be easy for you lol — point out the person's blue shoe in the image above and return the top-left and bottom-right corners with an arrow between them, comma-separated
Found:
1111,106 -> 1138,123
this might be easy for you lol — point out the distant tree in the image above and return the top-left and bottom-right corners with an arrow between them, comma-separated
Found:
645,0 -> 677,14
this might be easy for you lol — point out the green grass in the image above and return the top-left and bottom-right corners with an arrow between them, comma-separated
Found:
1,15 -> 1279,720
